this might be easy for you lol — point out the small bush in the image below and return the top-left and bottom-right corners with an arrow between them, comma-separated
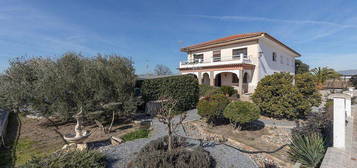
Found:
288,133 -> 326,168
141,75 -> 199,112
295,73 -> 322,107
252,73 -> 310,119
199,85 -> 223,97
20,150 -> 106,168
220,86 -> 236,96
132,136 -> 214,168
223,101 -> 260,129
197,94 -> 230,124
121,128 -> 150,142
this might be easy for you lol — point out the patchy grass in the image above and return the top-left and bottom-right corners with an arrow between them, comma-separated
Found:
15,138 -> 58,166
121,128 -> 150,142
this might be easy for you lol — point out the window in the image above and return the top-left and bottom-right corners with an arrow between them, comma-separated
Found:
193,54 -> 203,63
232,48 -> 248,59
232,74 -> 239,83
272,52 -> 277,62
213,50 -> 221,62
286,57 -> 289,65
280,55 -> 283,64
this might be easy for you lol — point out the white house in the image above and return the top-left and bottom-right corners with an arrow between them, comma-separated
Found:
178,32 -> 301,94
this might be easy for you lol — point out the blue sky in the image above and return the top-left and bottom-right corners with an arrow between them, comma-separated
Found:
1,0 -> 357,74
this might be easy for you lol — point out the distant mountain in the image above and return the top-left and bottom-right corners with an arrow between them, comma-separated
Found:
338,69 -> 357,76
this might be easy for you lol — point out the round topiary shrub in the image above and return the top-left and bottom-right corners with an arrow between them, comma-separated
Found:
220,86 -> 236,96
223,101 -> 260,130
131,136 -> 214,168
197,94 -> 230,124
252,73 -> 310,119
20,150 -> 107,168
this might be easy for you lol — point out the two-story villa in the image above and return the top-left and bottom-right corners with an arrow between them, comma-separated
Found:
178,32 -> 301,94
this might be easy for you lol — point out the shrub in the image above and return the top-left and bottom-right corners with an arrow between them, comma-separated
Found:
351,75 -> 357,88
197,94 -> 230,124
295,73 -> 322,107
220,86 -> 236,96
199,85 -> 223,97
141,75 -> 199,112
295,59 -> 309,74
121,128 -> 150,142
252,73 -> 310,119
288,133 -> 326,168
20,150 -> 106,168
223,101 -> 260,130
132,136 -> 214,168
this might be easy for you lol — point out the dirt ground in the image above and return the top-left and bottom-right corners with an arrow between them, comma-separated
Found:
4,114 -> 141,167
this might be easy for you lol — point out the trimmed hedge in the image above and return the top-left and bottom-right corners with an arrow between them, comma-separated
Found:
223,101 -> 260,129
141,75 -> 199,112
197,94 -> 230,124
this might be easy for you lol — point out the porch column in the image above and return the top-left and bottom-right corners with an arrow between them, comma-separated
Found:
238,70 -> 243,95
197,72 -> 202,85
209,71 -> 215,86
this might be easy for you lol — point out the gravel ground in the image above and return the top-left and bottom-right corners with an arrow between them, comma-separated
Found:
99,109 -> 258,168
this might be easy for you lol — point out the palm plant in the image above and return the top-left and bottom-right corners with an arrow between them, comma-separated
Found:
288,133 -> 326,168
310,67 -> 340,88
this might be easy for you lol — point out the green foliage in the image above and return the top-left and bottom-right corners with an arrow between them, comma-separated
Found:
295,73 -> 322,107
220,86 -> 236,96
0,53 -> 138,122
132,136 -> 214,168
20,150 -> 107,168
141,75 -> 199,112
310,67 -> 340,87
252,73 -> 310,119
197,94 -> 230,123
223,101 -> 260,128
351,75 -> 357,88
199,85 -> 223,97
288,133 -> 326,168
121,128 -> 150,142
295,59 -> 310,74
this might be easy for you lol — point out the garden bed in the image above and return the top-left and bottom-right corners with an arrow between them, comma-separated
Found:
184,120 -> 294,167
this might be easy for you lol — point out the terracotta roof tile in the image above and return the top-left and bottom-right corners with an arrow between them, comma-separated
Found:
181,32 -> 264,50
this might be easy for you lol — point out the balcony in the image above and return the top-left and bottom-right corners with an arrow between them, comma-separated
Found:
179,54 -> 252,69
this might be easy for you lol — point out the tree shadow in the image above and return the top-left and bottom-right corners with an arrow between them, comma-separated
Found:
0,112 -> 21,168
242,120 -> 265,131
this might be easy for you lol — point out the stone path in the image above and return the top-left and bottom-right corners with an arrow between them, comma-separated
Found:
99,109 -> 258,168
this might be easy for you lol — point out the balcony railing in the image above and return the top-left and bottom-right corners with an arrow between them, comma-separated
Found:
180,54 -> 251,67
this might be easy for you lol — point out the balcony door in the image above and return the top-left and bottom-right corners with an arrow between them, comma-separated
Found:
213,50 -> 221,62
232,48 -> 247,60
193,54 -> 203,63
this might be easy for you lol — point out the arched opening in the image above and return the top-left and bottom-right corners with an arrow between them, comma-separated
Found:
202,73 -> 210,85
215,73 -> 222,86
243,72 -> 249,83
214,72 -> 239,87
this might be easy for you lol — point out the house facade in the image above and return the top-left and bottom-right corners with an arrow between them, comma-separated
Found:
178,32 -> 300,94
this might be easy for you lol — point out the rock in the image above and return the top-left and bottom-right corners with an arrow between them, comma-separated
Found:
77,143 -> 88,151
62,143 -> 77,151
111,136 -> 124,145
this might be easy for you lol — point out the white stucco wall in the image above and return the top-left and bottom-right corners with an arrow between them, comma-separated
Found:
257,37 -> 297,80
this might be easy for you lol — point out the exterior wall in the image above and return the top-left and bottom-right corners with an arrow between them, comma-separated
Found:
187,40 -> 259,64
258,37 -> 297,81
